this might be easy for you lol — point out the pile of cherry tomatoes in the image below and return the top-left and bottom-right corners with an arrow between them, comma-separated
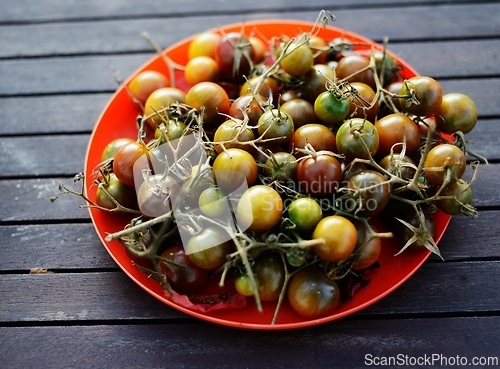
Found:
87,18 -> 479,322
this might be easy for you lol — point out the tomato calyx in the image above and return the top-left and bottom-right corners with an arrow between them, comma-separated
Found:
394,213 -> 442,259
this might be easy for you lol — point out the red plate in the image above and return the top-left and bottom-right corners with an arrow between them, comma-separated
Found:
85,20 -> 451,330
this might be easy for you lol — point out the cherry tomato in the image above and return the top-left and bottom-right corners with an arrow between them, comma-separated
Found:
436,93 -> 478,134
198,187 -> 228,217
236,185 -> 283,233
213,118 -> 255,154
347,170 -> 391,217
308,36 -> 328,64
212,148 -> 258,192
101,137 -> 135,161
423,143 -> 466,185
289,123 -> 336,158
435,179 -> 472,215
186,227 -> 233,270
215,32 -> 254,81
252,252 -> 285,302
136,174 -> 181,217
279,89 -> 303,104
262,152 -> 298,181
158,244 -> 208,295
379,154 -> 416,182
336,118 -> 379,161
287,197 -> 323,232
154,119 -> 187,143
229,94 -> 265,126
235,273 -> 259,296
144,87 -> 187,128
287,267 -> 340,319
346,82 -> 379,123
372,50 -> 399,86
335,54 -> 375,89
112,141 -> 151,188
301,64 -> 336,103
297,154 -> 343,196
188,31 -> 222,59
185,81 -> 230,127
239,76 -> 279,102
249,36 -> 267,64
280,41 -> 314,77
280,98 -> 318,129
374,113 -> 421,157
129,70 -> 169,104
184,56 -> 220,85
351,221 -> 382,271
257,108 -> 295,146
95,173 -> 138,211
399,76 -> 443,117
383,80 -> 404,112
314,90 -> 350,126
312,215 -> 358,262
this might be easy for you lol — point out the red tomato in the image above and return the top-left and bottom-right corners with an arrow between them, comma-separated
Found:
215,32 -> 255,81
185,81 -> 230,127
374,113 -> 421,157
297,154 -> 342,196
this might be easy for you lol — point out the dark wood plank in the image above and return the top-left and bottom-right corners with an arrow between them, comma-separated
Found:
1,78 -> 498,136
0,178 -> 90,222
430,210 -> 500,261
2,4 -> 499,58
1,39 -> 499,97
0,54 -> 150,96
0,272 -> 184,322
0,0 -> 475,23
464,119 -> 500,161
0,93 -> 109,135
1,317 -> 499,368
0,134 -> 89,177
388,39 -> 500,79
1,261 -> 499,323
0,224 -> 115,270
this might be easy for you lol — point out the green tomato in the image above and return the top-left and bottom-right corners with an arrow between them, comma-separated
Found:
314,90 -> 350,126
235,273 -> 259,296
198,187 -> 228,217
336,118 -> 379,161
186,227 -> 233,270
287,197 -> 323,232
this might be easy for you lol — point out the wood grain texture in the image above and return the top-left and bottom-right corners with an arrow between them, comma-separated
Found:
0,0 -> 476,23
0,135 -> 89,177
0,178 -> 90,222
1,261 -> 499,323
0,224 -> 115,270
0,93 -> 109,135
1,317 -> 499,368
2,4 -> 499,58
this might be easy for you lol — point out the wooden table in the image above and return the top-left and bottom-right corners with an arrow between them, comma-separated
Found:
1,1 -> 499,367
